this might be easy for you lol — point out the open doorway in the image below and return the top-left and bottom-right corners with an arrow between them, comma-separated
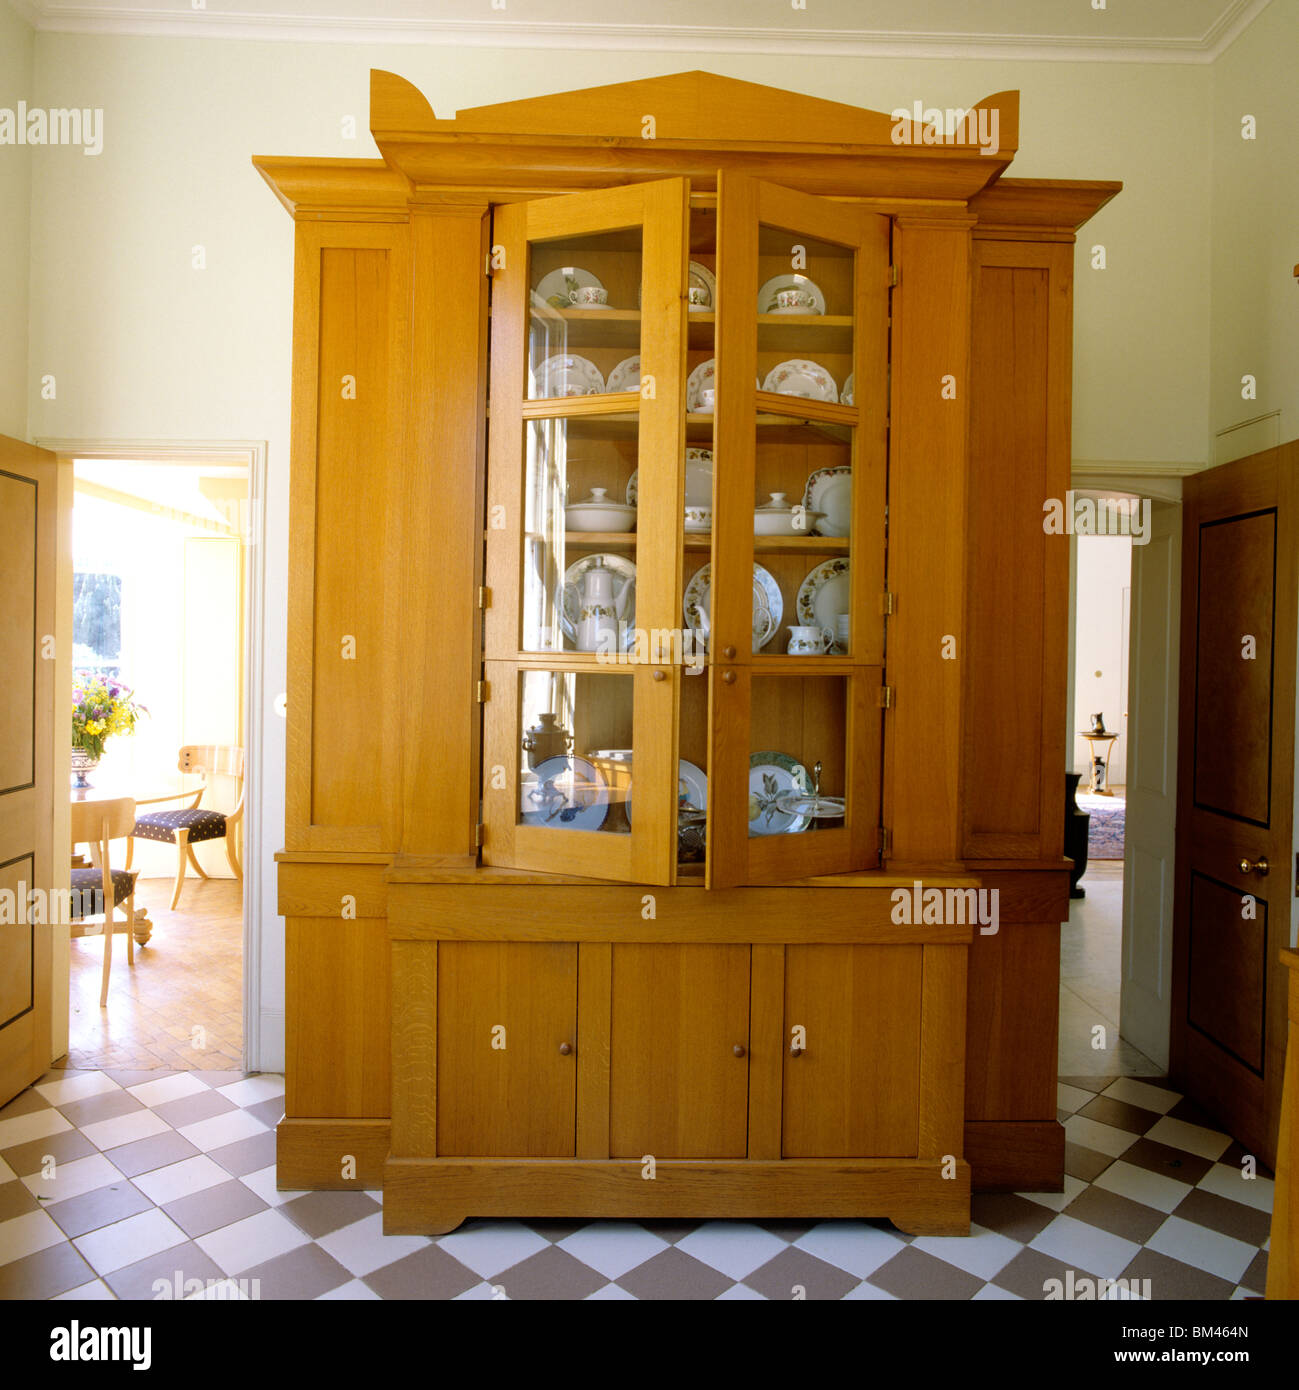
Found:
61,456 -> 250,1072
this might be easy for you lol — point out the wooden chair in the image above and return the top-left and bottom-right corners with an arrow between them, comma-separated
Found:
69,796 -> 138,1007
127,745 -> 245,910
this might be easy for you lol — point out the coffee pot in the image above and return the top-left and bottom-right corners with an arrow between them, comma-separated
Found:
568,558 -> 633,653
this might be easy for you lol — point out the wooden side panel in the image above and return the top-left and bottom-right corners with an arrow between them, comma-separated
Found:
609,945 -> 750,1158
390,941 -> 437,1156
285,918 -> 390,1118
885,219 -> 970,864
436,943 -> 577,1156
782,945 -> 921,1157
963,239 -> 1072,861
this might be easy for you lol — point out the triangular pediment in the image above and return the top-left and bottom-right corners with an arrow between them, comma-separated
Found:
372,68 -> 1016,152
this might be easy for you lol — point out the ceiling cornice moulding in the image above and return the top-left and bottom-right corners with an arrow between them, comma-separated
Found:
14,0 -> 1273,66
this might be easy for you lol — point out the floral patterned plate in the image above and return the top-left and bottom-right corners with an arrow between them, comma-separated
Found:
606,355 -> 641,394
683,562 -> 782,653
796,557 -> 851,645
803,466 -> 852,537
534,354 -> 605,398
748,752 -> 812,835
534,266 -> 605,311
762,359 -> 838,402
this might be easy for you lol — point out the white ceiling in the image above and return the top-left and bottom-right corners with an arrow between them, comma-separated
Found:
11,0 -> 1273,62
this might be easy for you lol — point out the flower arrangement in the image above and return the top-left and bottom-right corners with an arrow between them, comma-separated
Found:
72,673 -> 147,760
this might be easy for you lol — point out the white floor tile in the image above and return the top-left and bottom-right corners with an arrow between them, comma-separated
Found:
0,1208 -> 67,1266
239,1165 -> 305,1208
1100,1077 -> 1180,1114
73,1208 -> 187,1276
0,1106 -> 72,1150
35,1072 -> 123,1107
675,1221 -> 788,1280
912,1224 -> 1021,1280
585,1282 -> 636,1300
176,1109 -> 267,1152
53,1279 -> 117,1300
318,1278 -> 382,1301
1146,1215 -> 1255,1284
1197,1163 -> 1274,1215
213,1076 -> 285,1108
81,1109 -> 170,1152
1029,1213 -> 1143,1280
1065,1113 -> 1137,1158
556,1222 -> 669,1280
1093,1160 -> 1192,1214
132,1155 -> 231,1207
1019,1175 -> 1088,1212
1145,1116 -> 1231,1161
842,1279 -> 897,1299
126,1073 -> 209,1108
21,1152 -> 123,1203
195,1208 -> 309,1276
794,1221 -> 906,1278
185,1278 -> 255,1300
455,1280 -> 509,1300
973,1283 -> 1022,1300
315,1212 -> 429,1277
435,1221 -> 549,1279
1057,1082 -> 1095,1114
717,1282 -> 767,1299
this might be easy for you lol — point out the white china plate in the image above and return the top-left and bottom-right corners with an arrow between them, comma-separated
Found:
535,266 -> 606,311
606,355 -> 640,394
796,557 -> 851,639
520,755 -> 610,830
626,449 -> 710,510
757,273 -> 826,317
688,261 -> 717,311
559,553 -> 637,649
534,354 -> 605,398
842,372 -> 855,407
686,358 -> 716,412
763,359 -> 838,403
626,470 -> 638,506
624,758 -> 708,827
683,562 -> 782,653
749,752 -> 813,835
803,466 -> 852,537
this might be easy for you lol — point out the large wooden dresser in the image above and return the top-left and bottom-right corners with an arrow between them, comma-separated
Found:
257,70 -> 1119,1235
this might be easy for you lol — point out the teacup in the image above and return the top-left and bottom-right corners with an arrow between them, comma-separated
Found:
569,285 -> 609,307
787,624 -> 833,655
684,505 -> 712,533
687,285 -> 710,309
696,386 -> 716,413
774,287 -> 814,311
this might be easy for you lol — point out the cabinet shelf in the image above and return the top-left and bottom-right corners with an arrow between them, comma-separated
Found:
518,308 -> 854,356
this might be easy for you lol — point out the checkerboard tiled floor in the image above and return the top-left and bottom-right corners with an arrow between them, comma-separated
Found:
0,1068 -> 1272,1299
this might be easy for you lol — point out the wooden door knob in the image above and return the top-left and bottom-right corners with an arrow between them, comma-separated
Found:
652,669 -> 666,682
1238,857 -> 1269,876
723,645 -> 736,659
733,1044 -> 746,1057
789,1045 -> 805,1057
558,1042 -> 573,1055
722,670 -> 736,684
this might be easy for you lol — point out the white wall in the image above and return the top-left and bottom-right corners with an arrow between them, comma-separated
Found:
18,32 -> 1230,1068
0,1 -> 33,438
1073,536 -> 1132,788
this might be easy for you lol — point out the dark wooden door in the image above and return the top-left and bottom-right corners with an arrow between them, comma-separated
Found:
1171,441 -> 1298,1165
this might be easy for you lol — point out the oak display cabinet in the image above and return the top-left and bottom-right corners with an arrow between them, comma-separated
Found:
258,70 -> 1119,1235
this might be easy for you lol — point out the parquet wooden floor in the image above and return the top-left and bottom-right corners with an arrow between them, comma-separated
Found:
58,877 -> 243,1071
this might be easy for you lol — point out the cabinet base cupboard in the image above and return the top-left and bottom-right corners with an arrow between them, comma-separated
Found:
259,70 -> 1119,1237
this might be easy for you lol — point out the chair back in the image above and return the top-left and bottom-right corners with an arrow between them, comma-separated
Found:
70,795 -> 137,848
178,745 -> 244,780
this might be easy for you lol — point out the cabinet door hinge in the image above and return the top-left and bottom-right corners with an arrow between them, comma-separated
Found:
888,264 -> 899,288
879,591 -> 895,616
881,826 -> 893,855
477,585 -> 491,610
476,679 -> 490,703
877,685 -> 893,709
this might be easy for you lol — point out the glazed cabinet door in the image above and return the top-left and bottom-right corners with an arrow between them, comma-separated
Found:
706,175 -> 890,887
609,945 -> 750,1157
436,943 -> 577,1156
782,945 -> 921,1157
482,180 -> 690,885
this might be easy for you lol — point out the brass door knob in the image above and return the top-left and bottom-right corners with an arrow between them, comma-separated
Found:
723,645 -> 736,659
652,669 -> 666,682
1238,857 -> 1269,876
722,670 -> 736,684
733,1044 -> 746,1057
558,1042 -> 573,1055
789,1045 -> 805,1057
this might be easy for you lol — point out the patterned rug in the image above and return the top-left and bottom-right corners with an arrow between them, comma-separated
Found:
1079,793 -> 1125,860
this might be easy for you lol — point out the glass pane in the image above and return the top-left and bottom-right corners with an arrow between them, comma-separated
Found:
520,416 -> 639,655
677,666 -> 710,870
518,669 -> 634,833
747,674 -> 848,838
527,228 -> 644,402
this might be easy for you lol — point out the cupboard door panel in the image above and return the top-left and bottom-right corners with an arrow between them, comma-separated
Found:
609,945 -> 750,1158
782,945 -> 921,1156
436,943 -> 577,1156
